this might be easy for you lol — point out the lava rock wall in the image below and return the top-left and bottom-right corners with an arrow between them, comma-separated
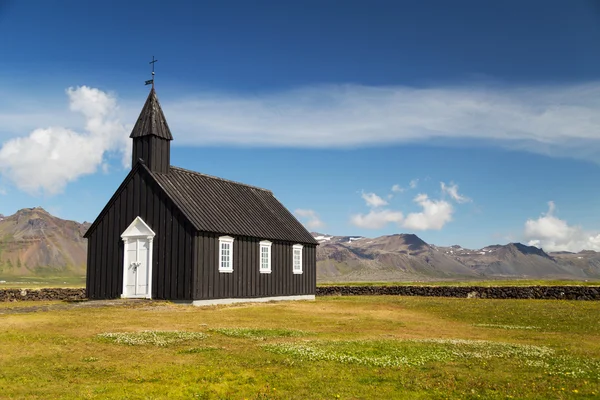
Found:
1,285 -> 599,302
0,288 -> 86,302
316,285 -> 600,300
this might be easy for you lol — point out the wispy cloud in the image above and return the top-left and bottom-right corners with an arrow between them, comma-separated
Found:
390,179 -> 419,197
4,82 -> 600,158
350,209 -> 404,229
0,86 -> 130,195
441,182 -> 471,203
524,201 -> 600,252
162,82 -> 600,162
294,209 -> 324,230
391,184 -> 404,193
361,191 -> 388,208
3,81 -> 600,194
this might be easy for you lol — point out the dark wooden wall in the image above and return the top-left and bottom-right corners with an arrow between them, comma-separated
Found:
193,233 -> 317,300
132,136 -> 170,174
86,167 -> 195,300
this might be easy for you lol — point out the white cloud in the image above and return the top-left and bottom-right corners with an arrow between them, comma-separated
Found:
350,209 -> 404,229
0,86 -> 129,195
441,182 -> 471,203
351,191 -> 454,231
524,201 -> 600,252
390,180 -> 418,196
403,194 -> 454,231
0,187 -> 5,195
361,191 -> 388,208
294,209 -> 324,230
391,184 -> 404,193
4,81 -> 600,168
159,82 -> 600,162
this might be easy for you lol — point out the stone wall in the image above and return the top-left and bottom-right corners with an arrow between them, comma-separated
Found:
316,286 -> 600,300
1,286 -> 599,302
0,288 -> 86,302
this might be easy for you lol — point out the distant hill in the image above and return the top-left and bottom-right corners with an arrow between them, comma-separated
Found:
2,208 -> 599,282
315,233 -> 600,282
0,208 -> 89,276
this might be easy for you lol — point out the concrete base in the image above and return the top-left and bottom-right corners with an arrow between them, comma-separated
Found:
177,294 -> 316,307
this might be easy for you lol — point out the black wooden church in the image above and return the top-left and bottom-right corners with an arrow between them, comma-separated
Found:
84,88 -> 318,305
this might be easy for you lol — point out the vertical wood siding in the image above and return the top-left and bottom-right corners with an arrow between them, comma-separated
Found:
86,168 -> 194,300
193,233 -> 316,300
132,136 -> 170,174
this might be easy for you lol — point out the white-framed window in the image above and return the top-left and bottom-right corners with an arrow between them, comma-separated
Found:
259,240 -> 272,274
218,236 -> 234,273
292,244 -> 303,274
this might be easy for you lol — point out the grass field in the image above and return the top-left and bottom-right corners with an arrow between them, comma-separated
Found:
0,296 -> 599,399
0,275 -> 86,288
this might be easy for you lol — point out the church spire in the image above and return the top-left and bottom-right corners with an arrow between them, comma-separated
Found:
130,88 -> 173,140
130,88 -> 173,173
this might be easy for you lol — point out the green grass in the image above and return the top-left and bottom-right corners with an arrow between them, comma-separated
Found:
0,296 -> 599,399
393,296 -> 600,335
209,327 -> 310,340
262,338 -> 588,373
318,279 -> 600,287
0,275 -> 86,288
97,331 -> 209,346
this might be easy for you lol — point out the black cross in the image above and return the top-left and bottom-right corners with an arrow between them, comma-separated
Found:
145,56 -> 158,87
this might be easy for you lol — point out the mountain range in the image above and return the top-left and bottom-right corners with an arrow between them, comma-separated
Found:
314,233 -> 600,282
0,208 -> 598,281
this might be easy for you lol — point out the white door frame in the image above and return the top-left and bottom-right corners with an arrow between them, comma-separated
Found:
121,216 -> 156,299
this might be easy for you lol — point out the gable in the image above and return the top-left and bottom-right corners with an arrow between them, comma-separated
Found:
121,216 -> 156,238
84,162 -> 194,238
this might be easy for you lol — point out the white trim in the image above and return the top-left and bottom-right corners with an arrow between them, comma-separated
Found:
292,244 -> 303,274
218,236 -> 234,273
181,295 -> 316,307
122,239 -> 128,297
259,240 -> 272,274
121,216 -> 155,299
121,216 -> 156,238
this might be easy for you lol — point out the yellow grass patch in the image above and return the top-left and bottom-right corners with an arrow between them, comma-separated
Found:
0,296 -> 599,399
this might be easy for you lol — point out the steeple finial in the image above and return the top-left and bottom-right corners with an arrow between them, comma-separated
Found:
145,56 -> 158,88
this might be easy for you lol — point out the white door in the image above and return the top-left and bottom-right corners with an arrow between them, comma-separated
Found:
124,238 -> 150,298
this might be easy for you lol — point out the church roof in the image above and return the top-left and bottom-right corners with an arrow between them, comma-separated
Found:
129,88 -> 174,140
86,87 -> 317,245
150,166 -> 318,245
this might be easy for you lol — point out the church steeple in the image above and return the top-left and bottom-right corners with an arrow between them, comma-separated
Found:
130,88 -> 173,174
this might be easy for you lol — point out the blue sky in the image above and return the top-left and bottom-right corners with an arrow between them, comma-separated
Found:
1,0 -> 600,251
